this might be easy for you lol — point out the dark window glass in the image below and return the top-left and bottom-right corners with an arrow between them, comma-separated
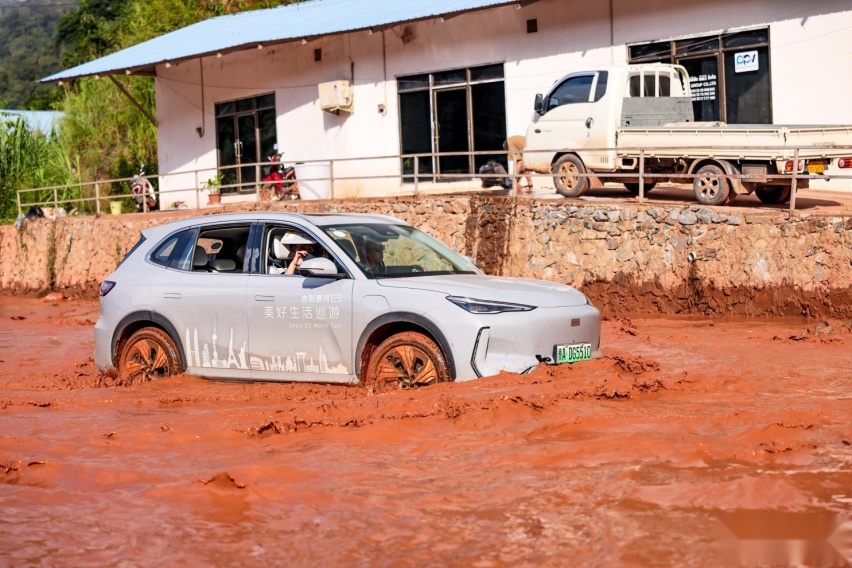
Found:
629,41 -> 671,61
256,93 -> 275,109
723,29 -> 769,49
471,82 -> 507,171
675,36 -> 719,56
724,46 -> 771,123
546,75 -> 593,111
236,98 -> 255,113
400,91 -> 433,182
680,57 -> 720,122
433,69 -> 467,87
470,64 -> 504,82
593,71 -> 608,101
659,74 -> 671,97
398,74 -> 430,92
215,101 -> 234,117
150,229 -> 196,270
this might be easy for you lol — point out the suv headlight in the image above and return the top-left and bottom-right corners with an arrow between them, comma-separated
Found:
447,296 -> 536,314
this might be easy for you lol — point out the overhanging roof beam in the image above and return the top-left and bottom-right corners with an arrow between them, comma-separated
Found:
107,75 -> 158,127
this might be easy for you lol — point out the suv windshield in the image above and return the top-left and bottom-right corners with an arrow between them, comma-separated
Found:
322,223 -> 479,279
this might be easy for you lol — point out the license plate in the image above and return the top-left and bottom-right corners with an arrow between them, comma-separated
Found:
554,343 -> 592,364
807,161 -> 825,174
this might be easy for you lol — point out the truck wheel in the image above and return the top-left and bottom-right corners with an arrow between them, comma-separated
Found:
754,185 -> 791,204
117,327 -> 181,383
693,164 -> 730,206
624,182 -> 656,195
551,155 -> 589,197
365,332 -> 451,392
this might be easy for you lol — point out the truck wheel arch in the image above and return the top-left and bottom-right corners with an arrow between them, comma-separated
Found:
688,158 -> 746,195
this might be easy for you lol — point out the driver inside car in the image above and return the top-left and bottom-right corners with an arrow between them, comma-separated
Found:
358,238 -> 386,276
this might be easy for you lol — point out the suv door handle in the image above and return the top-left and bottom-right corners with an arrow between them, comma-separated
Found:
163,292 -> 181,299
254,295 -> 275,302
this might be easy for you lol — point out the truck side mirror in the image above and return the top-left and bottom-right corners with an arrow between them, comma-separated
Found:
534,93 -> 544,115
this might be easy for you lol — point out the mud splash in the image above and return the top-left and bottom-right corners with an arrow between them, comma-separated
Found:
1,296 -> 851,566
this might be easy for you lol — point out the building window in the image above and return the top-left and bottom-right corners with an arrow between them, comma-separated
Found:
398,64 -> 506,183
215,93 -> 277,194
628,28 -> 771,124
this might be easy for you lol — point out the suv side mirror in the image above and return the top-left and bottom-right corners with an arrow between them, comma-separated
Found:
299,257 -> 346,279
533,93 -> 544,115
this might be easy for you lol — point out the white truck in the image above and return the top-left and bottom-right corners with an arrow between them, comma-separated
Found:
523,63 -> 852,205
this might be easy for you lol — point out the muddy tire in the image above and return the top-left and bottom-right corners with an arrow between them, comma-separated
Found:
624,182 -> 656,195
365,332 -> 451,392
754,185 -> 791,204
117,327 -> 181,383
692,164 -> 730,206
551,154 -> 589,197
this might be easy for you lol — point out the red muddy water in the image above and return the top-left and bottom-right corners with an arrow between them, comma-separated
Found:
1,295 -> 851,566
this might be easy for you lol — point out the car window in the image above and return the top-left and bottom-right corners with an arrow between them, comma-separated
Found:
546,75 -> 593,112
263,225 -> 336,276
323,224 -> 478,279
187,225 -> 252,273
150,228 -> 196,269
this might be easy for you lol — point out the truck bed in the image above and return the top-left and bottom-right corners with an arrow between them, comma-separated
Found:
616,125 -> 852,160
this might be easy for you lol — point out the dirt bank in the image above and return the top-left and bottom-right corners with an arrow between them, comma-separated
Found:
1,295 -> 850,566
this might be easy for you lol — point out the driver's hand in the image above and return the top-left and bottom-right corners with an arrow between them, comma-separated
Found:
293,249 -> 308,268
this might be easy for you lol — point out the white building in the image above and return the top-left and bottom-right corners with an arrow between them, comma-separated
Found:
44,0 -> 852,205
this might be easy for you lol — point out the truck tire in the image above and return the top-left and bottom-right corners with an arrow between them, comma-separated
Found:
624,182 -> 656,195
754,185 -> 791,204
693,164 -> 730,206
551,155 -> 589,197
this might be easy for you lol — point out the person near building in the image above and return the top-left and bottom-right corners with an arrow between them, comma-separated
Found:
504,135 -> 533,193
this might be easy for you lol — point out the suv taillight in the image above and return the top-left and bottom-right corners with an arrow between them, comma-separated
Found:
100,281 -> 116,296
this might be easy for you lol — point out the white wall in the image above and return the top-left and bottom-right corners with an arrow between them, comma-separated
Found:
154,0 -> 852,206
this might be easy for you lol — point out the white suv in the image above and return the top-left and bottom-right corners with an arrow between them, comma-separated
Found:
96,212 -> 601,389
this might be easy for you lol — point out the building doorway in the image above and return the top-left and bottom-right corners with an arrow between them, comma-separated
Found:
398,64 -> 507,183
215,93 -> 277,193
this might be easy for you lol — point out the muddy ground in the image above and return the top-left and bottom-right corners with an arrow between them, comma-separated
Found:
1,295 -> 851,566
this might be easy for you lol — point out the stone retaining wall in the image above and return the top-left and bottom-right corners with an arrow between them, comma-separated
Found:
2,197 -> 851,317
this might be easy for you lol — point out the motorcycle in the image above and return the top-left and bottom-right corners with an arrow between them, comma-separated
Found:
130,164 -> 158,212
260,146 -> 299,201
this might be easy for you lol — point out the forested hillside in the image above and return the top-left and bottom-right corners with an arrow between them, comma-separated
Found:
0,0 -> 78,109
1,0 -> 301,221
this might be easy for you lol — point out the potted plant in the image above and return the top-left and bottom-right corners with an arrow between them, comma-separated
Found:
201,174 -> 223,204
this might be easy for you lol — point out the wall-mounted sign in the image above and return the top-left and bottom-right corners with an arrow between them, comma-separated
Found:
735,50 -> 759,73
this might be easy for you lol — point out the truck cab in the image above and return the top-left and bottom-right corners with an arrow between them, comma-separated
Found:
524,64 -> 693,177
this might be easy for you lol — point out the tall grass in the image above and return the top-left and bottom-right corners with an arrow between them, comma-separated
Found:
0,116 -> 79,221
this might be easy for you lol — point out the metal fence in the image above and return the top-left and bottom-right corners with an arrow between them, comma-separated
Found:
16,145 -> 852,217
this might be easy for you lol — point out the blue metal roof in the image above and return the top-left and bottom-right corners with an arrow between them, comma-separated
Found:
41,0 -> 518,83
0,110 -> 63,134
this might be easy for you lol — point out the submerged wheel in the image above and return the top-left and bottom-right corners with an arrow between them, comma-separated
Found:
754,185 -> 791,204
551,155 -> 590,197
118,327 -> 181,382
365,332 -> 451,392
624,182 -> 656,195
692,164 -> 731,206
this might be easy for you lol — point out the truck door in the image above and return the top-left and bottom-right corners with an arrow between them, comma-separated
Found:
526,73 -> 605,172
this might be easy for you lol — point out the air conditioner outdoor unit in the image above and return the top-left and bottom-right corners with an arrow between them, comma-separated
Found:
318,80 -> 353,114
